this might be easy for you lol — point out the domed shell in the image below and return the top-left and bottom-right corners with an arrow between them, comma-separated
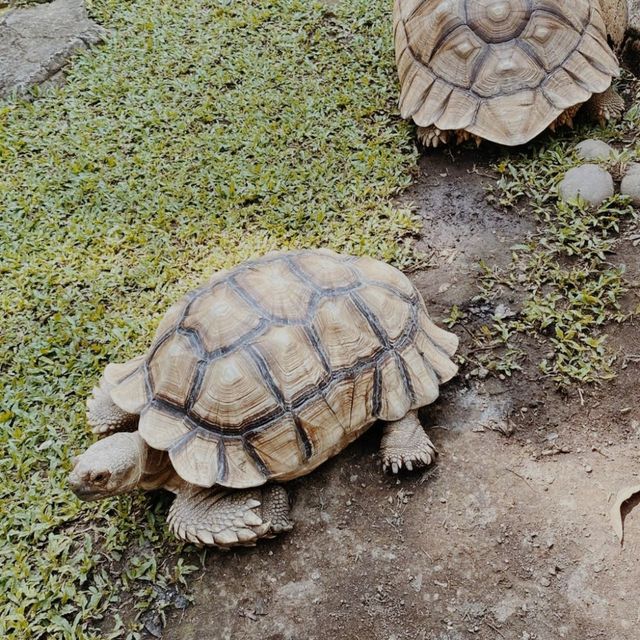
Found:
104,250 -> 458,489
394,0 -> 620,145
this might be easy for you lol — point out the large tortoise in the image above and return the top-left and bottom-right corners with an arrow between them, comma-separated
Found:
69,249 -> 458,548
394,0 -> 640,146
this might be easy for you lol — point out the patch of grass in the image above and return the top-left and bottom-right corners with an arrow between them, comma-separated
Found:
451,104 -> 640,387
0,0 -> 418,637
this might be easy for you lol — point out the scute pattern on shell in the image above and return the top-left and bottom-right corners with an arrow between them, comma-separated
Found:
394,0 -> 620,145
107,250 -> 458,489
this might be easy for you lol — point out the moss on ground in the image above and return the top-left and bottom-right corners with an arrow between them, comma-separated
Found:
0,0 -> 418,637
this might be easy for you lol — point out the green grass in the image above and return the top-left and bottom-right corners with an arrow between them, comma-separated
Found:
0,0 -> 418,637
448,105 -> 640,386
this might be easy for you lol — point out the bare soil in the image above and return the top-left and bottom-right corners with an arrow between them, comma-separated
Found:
160,146 -> 640,640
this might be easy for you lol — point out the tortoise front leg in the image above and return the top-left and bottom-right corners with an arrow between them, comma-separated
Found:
380,410 -> 437,474
86,380 -> 138,435
168,484 -> 293,548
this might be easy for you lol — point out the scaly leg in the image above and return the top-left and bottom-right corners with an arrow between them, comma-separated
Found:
86,379 -> 138,435
168,484 -> 293,549
583,87 -> 625,126
380,410 -> 437,474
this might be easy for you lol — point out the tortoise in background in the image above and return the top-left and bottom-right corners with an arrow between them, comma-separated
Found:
394,0 -> 640,146
69,250 -> 458,548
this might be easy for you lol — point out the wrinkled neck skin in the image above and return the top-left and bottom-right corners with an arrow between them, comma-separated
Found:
137,440 -> 178,493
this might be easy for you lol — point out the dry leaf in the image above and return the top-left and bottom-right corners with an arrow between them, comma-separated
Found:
610,484 -> 640,544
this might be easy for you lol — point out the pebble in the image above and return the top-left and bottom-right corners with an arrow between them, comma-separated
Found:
558,164 -> 614,206
620,162 -> 640,207
575,139 -> 614,161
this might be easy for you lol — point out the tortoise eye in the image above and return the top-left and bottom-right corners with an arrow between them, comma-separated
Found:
91,471 -> 110,484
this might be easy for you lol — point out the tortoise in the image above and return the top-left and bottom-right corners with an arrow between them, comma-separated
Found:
69,249 -> 458,548
394,0 -> 640,147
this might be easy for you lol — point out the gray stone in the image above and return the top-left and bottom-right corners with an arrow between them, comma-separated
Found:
558,164 -> 614,206
0,0 -> 106,99
575,139 -> 614,161
620,162 -> 640,207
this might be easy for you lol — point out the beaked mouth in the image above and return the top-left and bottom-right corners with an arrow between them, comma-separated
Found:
68,479 -> 102,502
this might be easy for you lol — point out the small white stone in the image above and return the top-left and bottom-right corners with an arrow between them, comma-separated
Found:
558,164 -> 614,206
575,139 -> 614,161
620,162 -> 640,207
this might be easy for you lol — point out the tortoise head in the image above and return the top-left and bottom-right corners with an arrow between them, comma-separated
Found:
68,432 -> 145,501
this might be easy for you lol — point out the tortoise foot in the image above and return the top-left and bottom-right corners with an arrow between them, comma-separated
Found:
380,411 -> 437,474
416,125 -> 450,148
168,486 -> 270,549
261,484 -> 294,535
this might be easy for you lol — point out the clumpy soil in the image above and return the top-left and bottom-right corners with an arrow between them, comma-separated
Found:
161,146 -> 640,640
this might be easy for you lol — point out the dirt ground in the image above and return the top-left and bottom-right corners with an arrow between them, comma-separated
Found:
158,147 -> 640,640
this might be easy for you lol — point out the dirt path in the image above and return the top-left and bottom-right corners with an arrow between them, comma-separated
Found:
162,147 -> 640,640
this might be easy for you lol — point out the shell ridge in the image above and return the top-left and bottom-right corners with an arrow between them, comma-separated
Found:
417,327 -> 458,383
293,414 -> 313,460
301,325 -> 332,376
185,359 -> 208,412
241,438 -> 271,478
561,60 -> 596,92
216,438 -> 228,484
349,291 -> 391,349
203,316 -> 270,362
281,255 -> 321,292
167,428 -> 199,460
227,275 -> 308,327
360,279 -> 415,303
245,344 -> 287,408
394,351 -> 416,405
515,36 -> 546,70
421,21 -> 469,69
226,276 -> 271,319
372,363 -> 382,417
577,35 -> 620,75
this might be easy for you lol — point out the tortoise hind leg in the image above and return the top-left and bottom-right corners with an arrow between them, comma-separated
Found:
168,484 -> 293,549
86,379 -> 138,435
583,87 -> 625,126
380,410 -> 437,474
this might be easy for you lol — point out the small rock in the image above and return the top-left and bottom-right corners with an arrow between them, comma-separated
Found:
494,303 -> 515,319
559,164 -> 614,206
173,594 -> 190,610
620,162 -> 640,207
0,0 -> 107,98
539,577 -> 551,587
575,139 -> 614,161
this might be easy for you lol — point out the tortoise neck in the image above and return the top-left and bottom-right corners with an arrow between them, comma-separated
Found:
136,435 -> 174,491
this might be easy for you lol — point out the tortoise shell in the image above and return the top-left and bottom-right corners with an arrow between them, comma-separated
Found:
394,0 -> 620,145
102,250 -> 458,489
